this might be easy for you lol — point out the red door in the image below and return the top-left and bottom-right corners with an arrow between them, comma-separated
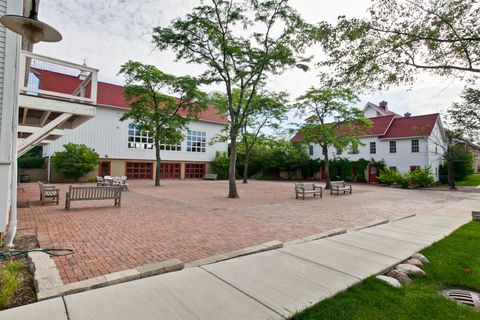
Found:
368,164 -> 377,183
320,167 -> 326,181
185,163 -> 206,179
99,161 -> 111,177
160,163 -> 181,179
126,162 -> 153,179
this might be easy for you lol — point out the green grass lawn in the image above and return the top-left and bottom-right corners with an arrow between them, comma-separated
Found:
457,174 -> 480,186
292,221 -> 480,320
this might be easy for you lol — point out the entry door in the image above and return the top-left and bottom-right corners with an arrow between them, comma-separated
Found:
368,164 -> 377,183
160,163 -> 181,179
99,161 -> 111,177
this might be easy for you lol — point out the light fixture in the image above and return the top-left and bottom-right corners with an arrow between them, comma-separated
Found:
0,0 -> 62,44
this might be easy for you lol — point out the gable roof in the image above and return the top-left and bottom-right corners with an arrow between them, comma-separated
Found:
292,113 -> 440,142
381,113 -> 439,139
34,68 -> 229,125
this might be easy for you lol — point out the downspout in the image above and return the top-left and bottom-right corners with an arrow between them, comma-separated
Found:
47,155 -> 51,182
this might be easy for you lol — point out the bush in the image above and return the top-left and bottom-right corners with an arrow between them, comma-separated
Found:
17,156 -> 44,169
52,143 -> 99,181
378,168 -> 400,185
211,151 -> 229,179
410,166 -> 435,187
396,172 -> 411,188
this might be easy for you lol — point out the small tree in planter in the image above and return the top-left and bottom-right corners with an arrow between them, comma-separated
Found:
52,143 -> 99,181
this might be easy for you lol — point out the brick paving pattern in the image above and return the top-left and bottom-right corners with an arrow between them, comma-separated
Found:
16,180 -> 473,284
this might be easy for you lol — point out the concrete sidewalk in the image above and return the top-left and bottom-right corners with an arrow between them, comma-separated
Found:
2,198 -> 477,320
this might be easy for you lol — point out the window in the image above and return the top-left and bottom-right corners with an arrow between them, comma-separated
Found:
126,162 -> 153,179
187,130 -> 206,152
389,141 -> 396,153
159,143 -> 181,151
308,145 -> 314,156
128,124 -> 153,149
411,139 -> 419,153
389,166 -> 397,171
370,142 -> 376,154
185,163 -> 206,179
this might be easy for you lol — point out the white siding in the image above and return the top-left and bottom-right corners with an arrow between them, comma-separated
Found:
309,135 -> 437,177
43,106 -> 228,161
0,0 -> 7,128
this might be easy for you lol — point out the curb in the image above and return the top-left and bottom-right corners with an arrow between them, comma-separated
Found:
185,240 -> 283,268
36,259 -> 184,301
350,219 -> 389,231
284,228 -> 347,246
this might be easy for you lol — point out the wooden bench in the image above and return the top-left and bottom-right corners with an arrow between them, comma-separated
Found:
65,186 -> 122,210
203,173 -> 217,180
295,183 -> 322,200
39,182 -> 60,205
330,180 -> 352,195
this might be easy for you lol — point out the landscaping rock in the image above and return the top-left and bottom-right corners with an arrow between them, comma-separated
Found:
395,264 -> 426,276
411,253 -> 430,264
376,275 -> 401,288
386,270 -> 411,283
405,258 -> 423,268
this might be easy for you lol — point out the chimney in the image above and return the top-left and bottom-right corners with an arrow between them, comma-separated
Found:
404,112 -> 411,117
379,100 -> 388,110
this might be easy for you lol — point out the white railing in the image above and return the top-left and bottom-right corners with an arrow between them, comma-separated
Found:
19,50 -> 98,105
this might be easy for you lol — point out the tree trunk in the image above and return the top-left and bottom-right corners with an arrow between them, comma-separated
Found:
242,153 -> 250,184
228,130 -> 239,198
154,141 -> 161,187
447,145 -> 456,189
323,143 -> 331,189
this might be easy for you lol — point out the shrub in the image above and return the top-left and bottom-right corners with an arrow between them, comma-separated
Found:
211,151 -> 229,179
396,172 -> 411,188
410,166 -> 435,187
52,143 -> 99,181
17,156 -> 44,169
378,168 -> 399,185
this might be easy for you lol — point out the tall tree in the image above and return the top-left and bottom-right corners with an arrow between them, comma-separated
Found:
212,89 -> 289,183
295,86 -> 371,189
318,0 -> 480,89
448,87 -> 480,142
119,61 -> 207,186
153,0 -> 313,198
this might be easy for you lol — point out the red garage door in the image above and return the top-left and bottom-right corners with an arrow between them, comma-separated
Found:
185,163 -> 206,179
160,162 -> 181,179
126,162 -> 153,179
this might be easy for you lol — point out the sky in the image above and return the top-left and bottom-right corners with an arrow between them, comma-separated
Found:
34,0 -> 465,125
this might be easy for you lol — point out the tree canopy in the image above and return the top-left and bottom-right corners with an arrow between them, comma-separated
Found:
119,60 -> 207,186
153,0 -> 314,197
318,0 -> 480,89
296,86 -> 371,188
52,143 -> 99,181
448,87 -> 480,142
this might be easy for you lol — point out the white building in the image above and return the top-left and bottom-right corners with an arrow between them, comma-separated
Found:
41,69 -> 229,181
294,101 -> 447,182
0,0 -> 98,237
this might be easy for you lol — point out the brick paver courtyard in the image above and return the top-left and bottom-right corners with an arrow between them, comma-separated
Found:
16,180 -> 477,284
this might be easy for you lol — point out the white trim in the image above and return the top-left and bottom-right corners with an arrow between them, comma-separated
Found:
19,94 -> 95,116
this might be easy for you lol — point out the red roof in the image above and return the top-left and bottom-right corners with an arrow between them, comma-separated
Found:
381,113 -> 439,139
292,114 -> 439,141
34,68 -> 228,124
